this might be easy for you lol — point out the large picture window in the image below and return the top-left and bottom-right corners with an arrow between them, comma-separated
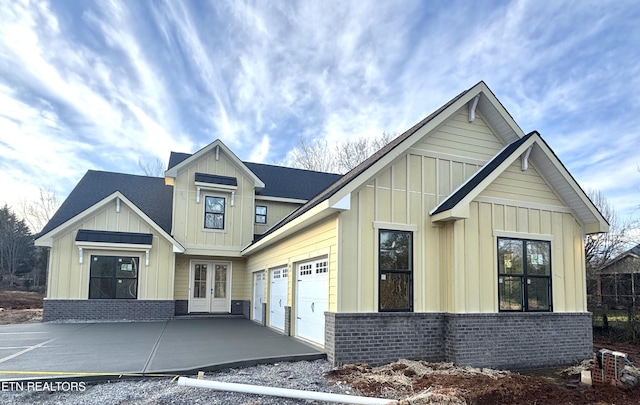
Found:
89,255 -> 139,299
379,230 -> 413,312
498,238 -> 552,311
204,196 -> 225,230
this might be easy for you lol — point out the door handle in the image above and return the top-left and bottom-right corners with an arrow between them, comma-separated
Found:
311,302 -> 315,312
279,299 -> 282,307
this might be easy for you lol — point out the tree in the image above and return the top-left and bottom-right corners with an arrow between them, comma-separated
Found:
0,205 -> 34,287
584,189 -> 631,275
138,156 -> 166,177
19,187 -> 60,234
287,132 -> 395,174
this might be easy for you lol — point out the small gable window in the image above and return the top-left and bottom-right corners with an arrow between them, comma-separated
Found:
379,230 -> 413,312
498,237 -> 552,312
204,196 -> 225,230
255,205 -> 267,224
89,255 -> 138,299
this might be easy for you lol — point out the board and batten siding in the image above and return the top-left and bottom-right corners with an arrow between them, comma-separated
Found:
172,150 -> 255,256
46,201 -> 175,300
336,106 -> 588,314
173,255 -> 248,301
246,216 -> 339,327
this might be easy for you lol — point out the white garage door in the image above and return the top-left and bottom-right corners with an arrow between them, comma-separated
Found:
296,258 -> 328,345
253,271 -> 265,323
269,267 -> 288,331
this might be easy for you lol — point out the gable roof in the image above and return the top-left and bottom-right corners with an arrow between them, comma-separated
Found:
38,170 -> 173,236
167,152 -> 342,201
600,244 -> 640,273
164,139 -> 265,189
245,81 -> 609,253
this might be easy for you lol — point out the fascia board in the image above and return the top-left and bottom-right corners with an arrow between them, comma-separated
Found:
34,192 -> 185,253
328,86 -> 485,204
532,138 -> 609,233
243,200 -> 333,255
429,136 -> 537,222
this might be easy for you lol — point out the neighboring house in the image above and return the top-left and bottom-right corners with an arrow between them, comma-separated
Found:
35,82 -> 608,369
596,244 -> 640,308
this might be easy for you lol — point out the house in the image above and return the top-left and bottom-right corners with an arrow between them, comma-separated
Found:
596,244 -> 640,308
35,82 -> 608,369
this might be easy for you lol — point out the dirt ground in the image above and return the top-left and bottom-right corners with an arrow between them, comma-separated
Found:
0,290 -> 43,325
328,338 -> 640,405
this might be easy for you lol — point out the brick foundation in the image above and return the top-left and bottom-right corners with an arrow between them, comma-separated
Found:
231,300 -> 249,316
284,306 -> 292,336
174,300 -> 188,315
43,299 -> 175,322
326,312 -> 592,369
444,312 -> 593,369
325,312 -> 446,366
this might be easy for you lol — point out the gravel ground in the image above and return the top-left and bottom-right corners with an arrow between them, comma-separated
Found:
1,360 -> 370,405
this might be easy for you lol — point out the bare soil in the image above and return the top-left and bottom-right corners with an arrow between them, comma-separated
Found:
0,290 -> 43,324
328,338 -> 640,405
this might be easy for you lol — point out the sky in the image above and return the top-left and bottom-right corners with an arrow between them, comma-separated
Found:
1,0 -> 639,227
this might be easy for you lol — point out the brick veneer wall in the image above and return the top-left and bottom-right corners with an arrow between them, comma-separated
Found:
231,300 -> 249,316
445,312 -> 593,369
325,312 -> 446,366
284,306 -> 292,336
43,299 -> 175,322
174,300 -> 188,315
326,312 -> 592,369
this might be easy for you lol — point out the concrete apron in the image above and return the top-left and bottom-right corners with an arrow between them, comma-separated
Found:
0,318 -> 325,382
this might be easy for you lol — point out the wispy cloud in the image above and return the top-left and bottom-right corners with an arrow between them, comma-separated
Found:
0,0 -> 639,220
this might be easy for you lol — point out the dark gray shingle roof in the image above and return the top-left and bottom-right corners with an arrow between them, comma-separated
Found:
431,131 -> 535,215
40,171 -> 173,236
167,152 -> 342,201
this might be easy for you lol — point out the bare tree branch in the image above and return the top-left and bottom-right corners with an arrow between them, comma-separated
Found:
19,188 -> 61,233
138,156 -> 166,177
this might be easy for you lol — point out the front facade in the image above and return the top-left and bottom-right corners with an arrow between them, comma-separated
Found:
36,82 -> 608,369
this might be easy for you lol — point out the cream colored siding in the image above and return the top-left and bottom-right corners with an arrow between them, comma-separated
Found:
172,150 -> 255,255
246,216 -> 339,329
413,109 -> 505,161
253,200 -> 302,235
46,202 -> 175,300
480,161 -> 564,206
336,108 -> 588,315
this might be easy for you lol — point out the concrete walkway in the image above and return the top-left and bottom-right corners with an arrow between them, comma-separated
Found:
0,318 -> 324,381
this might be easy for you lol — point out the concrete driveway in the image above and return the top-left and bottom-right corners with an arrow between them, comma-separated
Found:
0,318 -> 324,381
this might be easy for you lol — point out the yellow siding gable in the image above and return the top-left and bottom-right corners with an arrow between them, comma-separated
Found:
172,149 -> 255,255
46,201 -> 175,300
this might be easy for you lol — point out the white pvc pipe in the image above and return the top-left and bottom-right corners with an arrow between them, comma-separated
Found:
177,377 -> 395,405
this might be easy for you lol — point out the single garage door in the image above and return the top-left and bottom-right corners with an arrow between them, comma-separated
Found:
269,267 -> 288,331
296,258 -> 328,345
253,271 -> 265,323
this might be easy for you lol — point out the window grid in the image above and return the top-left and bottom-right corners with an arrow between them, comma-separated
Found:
204,196 -> 225,230
255,205 -> 267,224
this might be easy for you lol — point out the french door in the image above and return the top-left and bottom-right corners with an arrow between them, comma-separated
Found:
189,261 -> 231,313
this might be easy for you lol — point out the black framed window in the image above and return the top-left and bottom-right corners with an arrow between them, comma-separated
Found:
89,255 -> 138,299
204,196 -> 225,229
379,230 -> 413,312
498,237 -> 552,312
255,205 -> 267,224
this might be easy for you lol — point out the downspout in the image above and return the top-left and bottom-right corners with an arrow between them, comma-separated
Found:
177,377 -> 394,404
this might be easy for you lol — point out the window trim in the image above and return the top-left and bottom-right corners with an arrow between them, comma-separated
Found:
88,255 -> 139,300
497,237 -> 553,312
204,195 -> 226,230
378,229 -> 413,313
255,205 -> 267,224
